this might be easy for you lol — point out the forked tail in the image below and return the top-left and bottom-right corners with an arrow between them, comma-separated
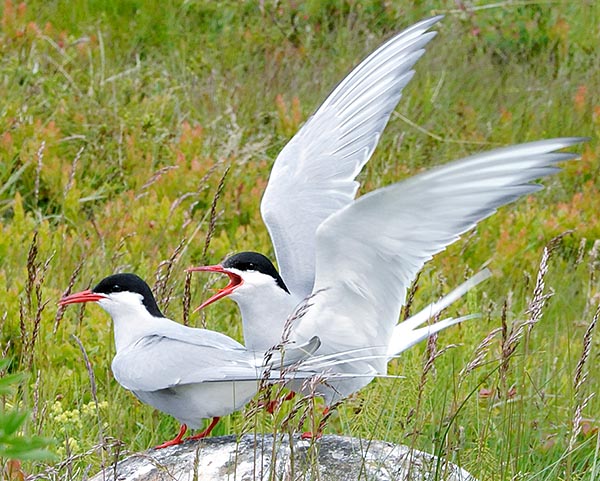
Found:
387,268 -> 492,358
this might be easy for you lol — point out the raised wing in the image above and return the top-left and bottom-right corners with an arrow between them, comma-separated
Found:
291,138 -> 586,374
261,16 -> 442,301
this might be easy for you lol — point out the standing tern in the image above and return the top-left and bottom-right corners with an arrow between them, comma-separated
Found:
58,273 -> 324,448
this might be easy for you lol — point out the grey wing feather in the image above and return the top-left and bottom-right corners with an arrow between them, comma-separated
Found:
291,138 -> 586,373
261,17 -> 442,301
112,334 -> 321,392
111,336 -> 257,392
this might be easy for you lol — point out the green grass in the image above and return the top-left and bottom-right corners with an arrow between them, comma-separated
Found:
1,0 -> 599,479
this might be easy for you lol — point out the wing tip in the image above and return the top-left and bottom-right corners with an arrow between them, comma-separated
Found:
525,136 -> 589,151
418,15 -> 444,30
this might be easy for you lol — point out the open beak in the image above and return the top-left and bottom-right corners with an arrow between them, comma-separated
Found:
59,289 -> 107,306
186,265 -> 243,313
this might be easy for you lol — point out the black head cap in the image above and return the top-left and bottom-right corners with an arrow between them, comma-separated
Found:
92,273 -> 165,318
223,252 -> 289,294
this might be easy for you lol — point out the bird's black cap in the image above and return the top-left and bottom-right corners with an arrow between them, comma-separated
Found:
223,252 -> 290,294
93,273 -> 165,318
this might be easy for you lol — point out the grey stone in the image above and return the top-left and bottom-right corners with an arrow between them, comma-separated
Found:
90,434 -> 478,481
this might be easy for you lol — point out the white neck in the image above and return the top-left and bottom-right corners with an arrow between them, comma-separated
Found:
97,293 -> 165,352
230,277 -> 298,351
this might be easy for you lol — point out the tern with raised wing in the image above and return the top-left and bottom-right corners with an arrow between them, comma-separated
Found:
188,21 -> 586,408
192,137 -> 585,407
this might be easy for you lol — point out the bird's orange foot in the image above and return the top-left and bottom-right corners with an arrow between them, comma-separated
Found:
263,392 -> 296,414
154,424 -> 187,449
186,417 -> 220,441
264,399 -> 279,414
300,406 -> 330,440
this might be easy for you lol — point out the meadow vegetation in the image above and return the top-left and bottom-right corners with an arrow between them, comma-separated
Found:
0,1 -> 599,479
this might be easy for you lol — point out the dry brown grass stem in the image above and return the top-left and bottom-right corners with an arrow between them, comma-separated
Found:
109,233 -> 134,269
27,438 -> 125,481
25,231 -> 39,314
1,333 -> 10,359
31,369 -> 41,428
153,238 -> 185,310
91,216 -> 106,259
458,326 -> 503,382
401,271 -> 421,321
422,335 -> 458,388
524,233 -> 568,333
498,233 -> 566,395
63,145 -> 85,198
407,325 -> 457,427
170,162 -> 221,217
182,270 -> 193,326
135,165 -> 179,200
72,334 -> 106,453
292,376 -> 327,435
575,237 -> 587,267
20,232 -> 53,369
499,299 -> 510,394
201,166 -> 230,264
241,294 -> 327,438
573,303 -> 599,395
280,289 -> 323,347
584,239 -> 600,318
568,303 -> 599,451
590,240 -> 600,273
54,257 -> 85,333
34,141 -> 45,206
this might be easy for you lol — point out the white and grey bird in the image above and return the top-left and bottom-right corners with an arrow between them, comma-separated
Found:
58,273 -> 324,448
187,21 -> 586,407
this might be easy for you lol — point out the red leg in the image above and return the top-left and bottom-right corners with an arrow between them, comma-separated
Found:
301,407 -> 330,440
265,391 -> 297,414
265,399 -> 278,414
154,423 -> 187,449
186,417 -> 220,441
300,430 -> 322,440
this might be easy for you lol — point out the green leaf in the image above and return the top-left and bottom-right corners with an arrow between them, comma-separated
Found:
0,429 -> 57,461
0,372 -> 25,396
0,410 -> 28,437
0,444 -> 58,462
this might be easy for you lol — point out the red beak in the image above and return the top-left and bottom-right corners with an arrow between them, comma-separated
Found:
59,289 -> 107,306
186,265 -> 243,313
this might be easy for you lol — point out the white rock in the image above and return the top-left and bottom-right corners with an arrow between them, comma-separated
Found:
91,434 -> 478,481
